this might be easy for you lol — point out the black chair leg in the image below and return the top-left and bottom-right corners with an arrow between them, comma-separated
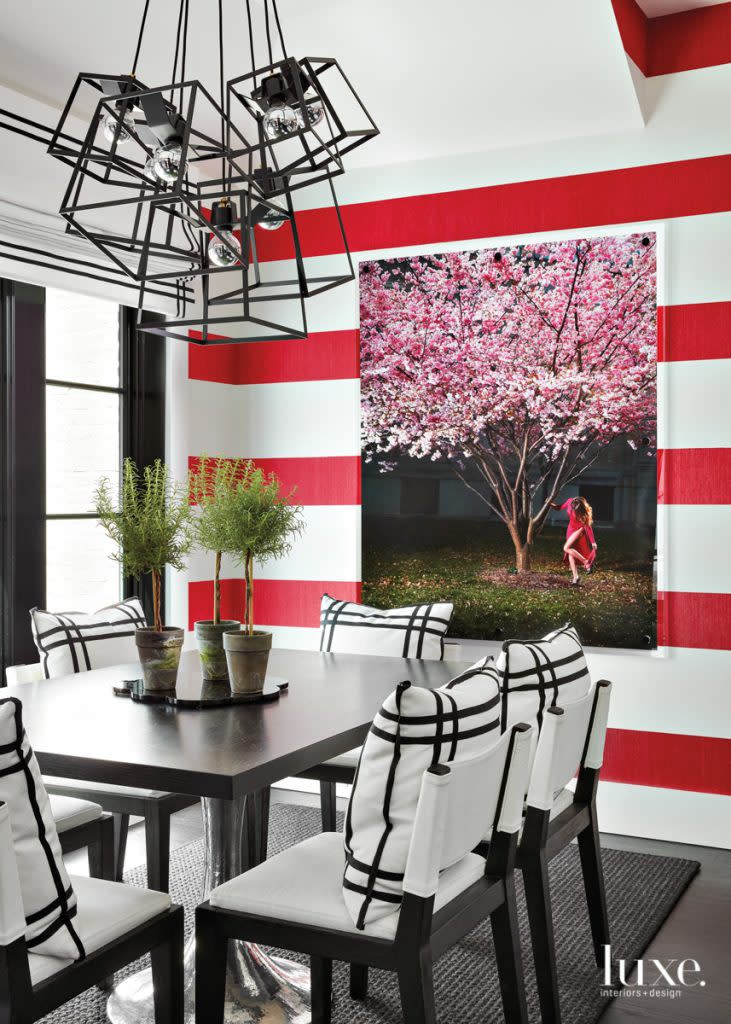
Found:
311,955 -> 333,1024
259,786 -> 270,862
88,816 -> 115,881
577,812 -> 610,967
522,854 -> 561,1024
350,963 -> 369,1000
490,878 -> 529,1024
320,780 -> 337,832
146,804 -> 171,893
397,950 -> 437,1024
113,812 -> 130,882
151,907 -> 185,1024
195,908 -> 229,1024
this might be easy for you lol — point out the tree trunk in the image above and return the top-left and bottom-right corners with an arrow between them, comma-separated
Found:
213,551 -> 221,625
151,569 -> 162,632
243,550 -> 254,637
515,543 -> 532,573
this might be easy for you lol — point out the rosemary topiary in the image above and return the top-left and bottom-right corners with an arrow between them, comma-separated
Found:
95,458 -> 192,632
189,454 -> 244,626
196,459 -> 304,637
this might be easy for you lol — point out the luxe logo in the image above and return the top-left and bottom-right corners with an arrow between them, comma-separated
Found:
603,945 -> 706,990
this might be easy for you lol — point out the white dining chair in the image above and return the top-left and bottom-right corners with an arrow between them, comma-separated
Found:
0,798 -> 184,1023
5,661 -> 197,890
478,679 -> 613,1024
195,721 -> 534,1024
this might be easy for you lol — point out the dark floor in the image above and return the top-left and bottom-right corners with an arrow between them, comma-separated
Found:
64,791 -> 731,1024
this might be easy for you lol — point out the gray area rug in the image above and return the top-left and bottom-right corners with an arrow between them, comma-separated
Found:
43,803 -> 699,1023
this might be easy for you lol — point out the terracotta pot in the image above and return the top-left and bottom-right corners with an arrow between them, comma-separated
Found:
135,627 -> 184,691
194,620 -> 240,681
223,630 -> 272,695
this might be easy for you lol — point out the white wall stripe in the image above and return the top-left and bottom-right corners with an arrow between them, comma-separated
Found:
596,781 -> 731,849
658,359 -> 731,449
658,505 -> 731,593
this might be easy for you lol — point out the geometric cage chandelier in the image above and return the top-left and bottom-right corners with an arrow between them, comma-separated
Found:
48,0 -> 379,345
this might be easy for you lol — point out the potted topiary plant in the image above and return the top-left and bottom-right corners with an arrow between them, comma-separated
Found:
220,461 -> 304,694
188,455 -> 242,681
95,458 -> 192,691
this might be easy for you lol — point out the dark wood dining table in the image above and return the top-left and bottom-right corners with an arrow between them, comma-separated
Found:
5,647 -> 463,1024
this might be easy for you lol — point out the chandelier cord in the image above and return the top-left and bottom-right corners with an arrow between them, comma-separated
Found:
245,0 -> 257,89
218,0 -> 228,194
169,0 -> 185,101
264,0 -> 274,65
179,0 -> 190,112
271,0 -> 288,58
131,0 -> 151,76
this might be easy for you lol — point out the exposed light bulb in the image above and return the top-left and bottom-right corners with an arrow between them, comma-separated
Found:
152,141 -> 188,184
296,102 -> 324,129
144,153 -> 162,185
100,107 -> 135,146
263,103 -> 298,140
208,230 -> 240,267
259,207 -> 288,231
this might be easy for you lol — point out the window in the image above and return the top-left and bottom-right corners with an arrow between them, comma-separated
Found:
45,289 -> 123,611
0,280 -> 165,672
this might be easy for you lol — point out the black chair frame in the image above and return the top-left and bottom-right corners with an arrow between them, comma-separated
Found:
196,760 -> 532,1024
0,904 -> 184,1024
57,812 -> 115,882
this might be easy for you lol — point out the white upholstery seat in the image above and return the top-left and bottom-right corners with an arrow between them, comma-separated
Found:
210,831 -> 485,941
27,875 -> 171,983
324,747 -> 361,770
49,794 -> 103,834
44,777 -> 163,800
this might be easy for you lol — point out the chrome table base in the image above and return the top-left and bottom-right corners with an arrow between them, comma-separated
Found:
106,795 -> 311,1024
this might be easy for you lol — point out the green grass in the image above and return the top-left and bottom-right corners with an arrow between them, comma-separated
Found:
362,521 -> 656,649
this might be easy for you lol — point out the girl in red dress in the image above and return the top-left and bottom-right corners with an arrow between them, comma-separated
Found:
550,496 -> 597,586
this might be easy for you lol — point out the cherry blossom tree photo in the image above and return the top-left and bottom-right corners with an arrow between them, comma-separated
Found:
360,232 -> 657,647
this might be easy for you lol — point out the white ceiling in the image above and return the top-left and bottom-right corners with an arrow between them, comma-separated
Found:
636,0 -> 728,16
0,0 -> 643,172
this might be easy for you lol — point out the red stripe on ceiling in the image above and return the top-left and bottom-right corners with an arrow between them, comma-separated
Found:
603,728 -> 731,795
254,155 -> 731,262
612,0 -> 731,76
658,449 -> 731,504
188,578 -> 361,630
611,0 -> 648,72
648,3 -> 731,76
658,591 -> 731,650
658,301 -> 731,362
188,329 -> 359,384
187,455 -> 361,505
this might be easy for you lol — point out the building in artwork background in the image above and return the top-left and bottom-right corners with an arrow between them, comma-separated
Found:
360,233 -> 657,650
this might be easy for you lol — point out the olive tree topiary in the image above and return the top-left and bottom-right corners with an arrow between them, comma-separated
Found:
95,458 -> 192,632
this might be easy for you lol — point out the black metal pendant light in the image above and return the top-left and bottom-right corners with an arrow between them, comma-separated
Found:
46,0 -> 378,345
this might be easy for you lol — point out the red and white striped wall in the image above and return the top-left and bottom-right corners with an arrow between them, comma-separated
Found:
167,9 -> 731,848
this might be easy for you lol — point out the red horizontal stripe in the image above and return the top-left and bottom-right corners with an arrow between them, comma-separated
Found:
603,728 -> 731,795
658,449 -> 731,504
658,301 -> 731,362
613,0 -> 731,76
611,0 -> 648,72
188,328 -> 358,384
648,3 -> 731,77
255,155 -> 731,262
188,579 -> 361,630
191,582 -> 731,650
187,455 -> 360,505
658,590 -> 731,650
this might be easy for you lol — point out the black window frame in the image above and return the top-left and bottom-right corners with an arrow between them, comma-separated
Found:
0,282 -> 165,677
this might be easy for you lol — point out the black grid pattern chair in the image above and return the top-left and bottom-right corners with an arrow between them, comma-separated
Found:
479,679 -> 613,1024
0,799 -> 184,1024
195,721 -> 535,1024
6,662 -> 197,891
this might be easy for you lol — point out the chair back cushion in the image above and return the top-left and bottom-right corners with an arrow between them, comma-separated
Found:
31,598 -> 147,678
319,594 -> 453,660
0,697 -> 85,959
494,623 -> 591,734
342,659 -> 500,930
